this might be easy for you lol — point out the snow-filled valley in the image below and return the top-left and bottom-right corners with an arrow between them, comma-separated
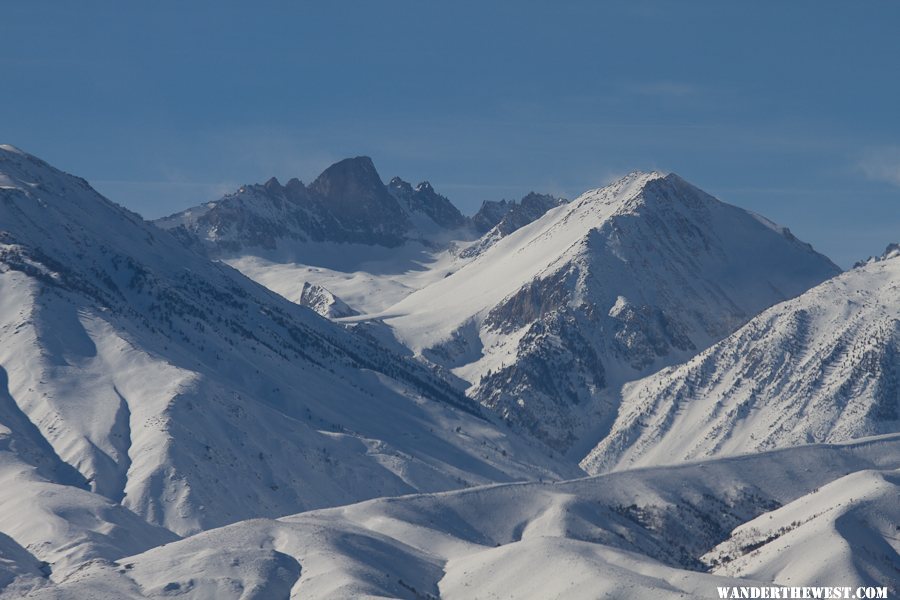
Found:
1,144 -> 898,597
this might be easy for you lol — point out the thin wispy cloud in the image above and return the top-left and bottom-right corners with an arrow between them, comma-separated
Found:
89,179 -> 240,220
859,147 -> 900,187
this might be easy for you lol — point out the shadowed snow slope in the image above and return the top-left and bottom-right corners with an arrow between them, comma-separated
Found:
0,146 -> 576,568
583,251 -> 900,474
703,467 -> 900,588
18,435 -> 899,598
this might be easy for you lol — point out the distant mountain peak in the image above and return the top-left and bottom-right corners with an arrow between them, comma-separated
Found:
854,242 -> 900,268
160,157 -> 479,252
386,174 -> 467,230
308,156 -> 381,195
573,171 -> 671,210
601,169 -> 667,191
467,192 -> 566,251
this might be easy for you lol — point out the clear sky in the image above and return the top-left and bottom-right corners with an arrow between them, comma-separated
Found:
2,1 -> 898,267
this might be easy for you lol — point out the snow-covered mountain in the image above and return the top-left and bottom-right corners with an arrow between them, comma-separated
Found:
0,145 -> 579,578
17,434 -> 899,598
164,167 -> 840,457
379,172 -> 840,454
582,245 -> 900,474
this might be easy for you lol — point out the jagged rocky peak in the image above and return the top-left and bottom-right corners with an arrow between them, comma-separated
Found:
305,156 -> 411,242
472,198 -> 514,232
413,181 -> 467,229
495,192 -> 565,235
388,176 -> 414,194
520,191 -> 559,209
461,191 -> 567,258
854,242 -> 900,267
471,192 -> 566,235
387,176 -> 467,229
158,156 -> 480,252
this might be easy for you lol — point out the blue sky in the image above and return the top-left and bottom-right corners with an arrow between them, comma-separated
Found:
2,1 -> 898,266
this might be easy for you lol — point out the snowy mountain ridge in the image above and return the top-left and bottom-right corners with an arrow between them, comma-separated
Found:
378,171 -> 840,453
1,144 -> 896,598
582,248 -> 900,474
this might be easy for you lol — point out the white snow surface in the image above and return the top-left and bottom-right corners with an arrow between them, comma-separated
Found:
15,435 -> 900,598
226,239 -> 466,314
